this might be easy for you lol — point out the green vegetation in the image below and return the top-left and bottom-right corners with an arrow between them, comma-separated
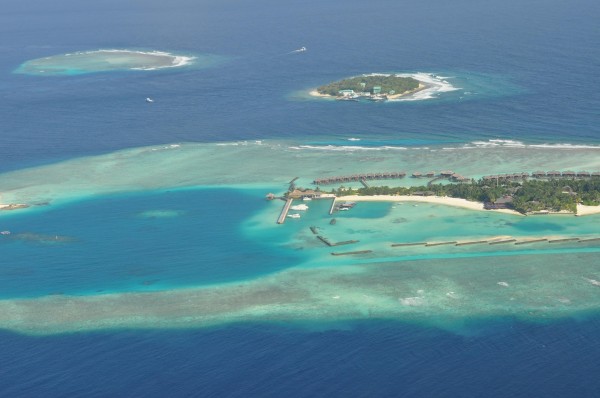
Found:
317,75 -> 420,96
331,178 -> 600,214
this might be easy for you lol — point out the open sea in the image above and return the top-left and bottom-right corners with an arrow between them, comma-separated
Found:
1,0 -> 600,396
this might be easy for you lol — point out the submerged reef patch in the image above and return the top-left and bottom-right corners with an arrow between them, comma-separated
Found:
15,49 -> 202,76
1,252 -> 600,335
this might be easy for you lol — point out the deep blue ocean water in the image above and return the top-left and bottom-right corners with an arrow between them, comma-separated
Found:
2,0 -> 600,396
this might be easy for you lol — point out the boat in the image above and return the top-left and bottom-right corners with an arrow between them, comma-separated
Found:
0,230 -> 10,235
290,204 -> 309,211
287,213 -> 301,219
336,97 -> 359,102
302,197 -> 312,201
145,97 -> 154,103
339,202 -> 356,209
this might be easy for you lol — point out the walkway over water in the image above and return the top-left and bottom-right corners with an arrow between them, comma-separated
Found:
313,171 -> 458,186
276,198 -> 294,224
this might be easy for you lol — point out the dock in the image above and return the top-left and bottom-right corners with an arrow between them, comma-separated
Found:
277,198 -> 294,224
288,177 -> 299,192
331,250 -> 373,256
455,240 -> 488,246
391,242 -> 427,247
579,237 -> 600,243
317,235 -> 359,247
514,238 -> 548,245
548,238 -> 579,243
317,235 -> 333,246
328,198 -> 337,215
425,241 -> 457,247
309,226 -> 319,235
489,239 -> 517,245
314,172 -> 407,186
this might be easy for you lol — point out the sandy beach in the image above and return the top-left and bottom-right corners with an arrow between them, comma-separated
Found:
576,204 -> 600,216
336,195 -> 600,217
335,194 -> 524,216
308,90 -> 335,99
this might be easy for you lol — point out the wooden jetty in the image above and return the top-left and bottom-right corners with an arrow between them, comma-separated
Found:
579,237 -> 600,243
483,170 -> 600,181
455,240 -> 488,246
317,236 -> 332,246
314,172 -> 407,186
548,238 -> 579,243
514,238 -> 548,245
328,198 -> 337,215
391,242 -> 427,247
309,226 -> 319,235
425,241 -> 457,247
317,235 -> 359,247
489,239 -> 517,245
332,240 -> 360,247
277,198 -> 294,224
331,250 -> 373,256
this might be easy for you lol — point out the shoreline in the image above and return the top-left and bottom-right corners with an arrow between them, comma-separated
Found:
309,83 -> 428,100
337,195 -> 522,216
576,204 -> 600,216
335,195 -> 600,217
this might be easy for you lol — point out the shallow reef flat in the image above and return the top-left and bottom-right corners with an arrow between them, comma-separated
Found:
1,252 -> 600,335
1,140 -> 600,207
14,49 -> 204,76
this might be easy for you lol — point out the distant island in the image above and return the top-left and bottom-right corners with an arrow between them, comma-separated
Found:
311,74 -> 425,101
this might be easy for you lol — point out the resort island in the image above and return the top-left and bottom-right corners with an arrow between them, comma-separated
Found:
277,169 -> 600,219
311,74 -> 426,101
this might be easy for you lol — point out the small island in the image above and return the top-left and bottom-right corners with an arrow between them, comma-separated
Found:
281,170 -> 600,217
312,74 -> 425,101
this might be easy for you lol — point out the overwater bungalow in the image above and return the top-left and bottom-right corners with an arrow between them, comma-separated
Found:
577,171 -> 591,177
547,170 -> 562,178
532,171 -> 546,178
411,172 -> 422,178
562,170 -> 576,178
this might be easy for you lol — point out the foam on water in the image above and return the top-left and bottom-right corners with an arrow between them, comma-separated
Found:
388,72 -> 461,102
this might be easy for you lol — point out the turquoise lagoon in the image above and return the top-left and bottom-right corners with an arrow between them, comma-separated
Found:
1,140 -> 600,334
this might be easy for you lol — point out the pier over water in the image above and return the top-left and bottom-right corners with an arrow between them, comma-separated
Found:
277,198 -> 294,224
